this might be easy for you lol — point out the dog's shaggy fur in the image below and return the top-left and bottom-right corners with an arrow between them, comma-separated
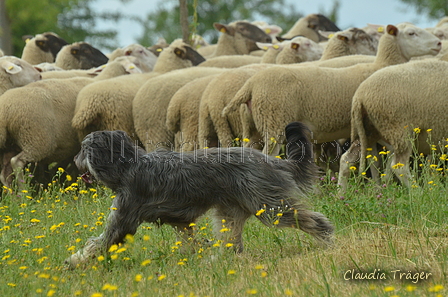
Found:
65,122 -> 333,268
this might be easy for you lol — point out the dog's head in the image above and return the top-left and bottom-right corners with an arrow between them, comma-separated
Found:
75,130 -> 144,189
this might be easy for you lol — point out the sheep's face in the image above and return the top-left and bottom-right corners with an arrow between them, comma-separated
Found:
32,33 -> 68,58
334,28 -> 378,56
234,22 -> 272,52
392,24 -> 442,59
173,45 -> 205,66
1,57 -> 42,87
70,43 -> 109,69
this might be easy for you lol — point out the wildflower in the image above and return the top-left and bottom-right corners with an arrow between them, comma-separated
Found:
260,271 -> 267,277
430,164 -> 438,169
189,223 -> 196,227
135,274 -> 143,282
366,155 -> 372,159
361,172 -> 366,176
366,147 -> 372,151
143,235 -> 150,241
227,270 -> 236,275
110,254 -> 118,260
427,128 -> 432,132
413,127 -> 421,134
243,138 -> 250,143
47,289 -> 56,297
275,156 -> 282,159
102,284 -> 118,291
384,286 -> 395,292
406,285 -> 416,292
273,220 -> 279,225
125,234 -> 134,243
255,265 -> 264,270
108,244 -> 118,252
220,227 -> 229,233
349,166 -> 356,170
30,218 -> 40,223
391,163 -> 404,169
255,209 -> 265,216
157,274 -> 166,281
234,138 -> 240,141
7,283 -> 16,287
97,255 -> 105,262
246,289 -> 257,295
428,285 -> 444,292
141,259 -> 151,266
91,293 -> 103,297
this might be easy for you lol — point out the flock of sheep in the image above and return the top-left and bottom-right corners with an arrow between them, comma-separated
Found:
1,13 -> 448,191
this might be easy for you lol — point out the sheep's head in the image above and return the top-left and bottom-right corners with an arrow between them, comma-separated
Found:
70,42 -> 109,69
0,56 -> 41,88
328,28 -> 378,55
24,32 -> 68,59
214,21 -> 272,52
173,44 -> 205,66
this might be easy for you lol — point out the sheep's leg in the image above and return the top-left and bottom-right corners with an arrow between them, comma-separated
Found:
9,152 -> 29,188
198,105 -> 219,148
338,140 -> 361,192
390,149 -> 413,188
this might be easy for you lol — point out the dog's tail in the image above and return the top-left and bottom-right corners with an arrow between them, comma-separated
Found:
284,122 -> 319,192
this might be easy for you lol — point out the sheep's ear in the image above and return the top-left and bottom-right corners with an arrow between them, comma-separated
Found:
336,34 -> 349,42
214,23 -> 235,36
264,25 -> 282,35
291,43 -> 300,50
319,30 -> 337,39
2,62 -> 22,74
174,47 -> 186,59
386,25 -> 398,36
367,24 -> 385,33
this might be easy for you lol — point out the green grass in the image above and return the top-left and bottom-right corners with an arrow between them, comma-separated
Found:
0,161 -> 447,297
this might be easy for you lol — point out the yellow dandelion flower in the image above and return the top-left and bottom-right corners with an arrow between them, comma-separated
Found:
243,138 -> 250,142
349,166 -> 356,170
427,128 -> 432,132
135,274 -> 143,282
428,181 -> 434,184
255,209 -> 265,216
141,259 -> 151,266
429,285 -> 444,292
391,163 -> 404,169
275,156 -> 282,159
361,172 -> 366,176
110,254 -> 118,260
255,264 -> 264,270
108,244 -> 118,252
366,147 -> 373,151
7,283 -> 16,287
234,138 -> 240,141
97,256 -> 105,262
406,285 -> 416,292
225,243 -> 234,247
260,271 -> 267,277
227,270 -> 236,275
284,289 -> 293,296
125,234 -> 134,243
143,235 -> 150,241
366,155 -> 372,159
30,218 -> 40,223
157,274 -> 166,281
384,286 -> 395,292
273,220 -> 279,225
246,289 -> 257,295
220,227 -> 229,233
413,127 -> 421,134
91,293 -> 103,297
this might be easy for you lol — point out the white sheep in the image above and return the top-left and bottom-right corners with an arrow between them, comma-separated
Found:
0,57 -> 138,187
198,55 -> 262,68
120,44 -> 158,72
166,74 -> 221,151
338,59 -> 448,190
198,64 -> 271,149
133,67 -> 225,152
0,56 -> 42,95
223,23 -> 442,156
282,14 -> 340,42
275,36 -> 323,64
71,39 -> 206,142
21,32 -> 68,65
198,28 -> 378,150
54,42 -> 109,70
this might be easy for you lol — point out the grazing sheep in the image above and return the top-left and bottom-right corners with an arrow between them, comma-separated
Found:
121,44 -> 158,72
133,67 -> 225,152
275,36 -> 323,64
205,21 -> 272,58
166,74 -> 221,151
198,64 -> 271,149
0,58 -> 138,187
223,23 -> 442,156
198,29 -> 378,150
21,32 -> 68,65
338,59 -> 448,190
55,42 -> 109,70
282,14 -> 340,42
72,39 -> 206,142
0,56 -> 42,95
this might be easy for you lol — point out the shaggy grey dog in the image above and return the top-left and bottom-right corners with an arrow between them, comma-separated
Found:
65,122 -> 333,268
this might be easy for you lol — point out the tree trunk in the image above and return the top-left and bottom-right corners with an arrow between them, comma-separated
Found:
179,0 -> 190,44
0,0 -> 13,55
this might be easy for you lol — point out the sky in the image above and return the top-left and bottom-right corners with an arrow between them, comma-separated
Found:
92,0 -> 439,47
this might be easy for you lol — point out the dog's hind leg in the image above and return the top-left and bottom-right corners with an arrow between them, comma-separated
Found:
213,207 -> 251,253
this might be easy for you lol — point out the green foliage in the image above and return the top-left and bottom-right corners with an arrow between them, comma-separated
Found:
137,0 -> 303,46
5,0 -> 134,57
399,0 -> 448,19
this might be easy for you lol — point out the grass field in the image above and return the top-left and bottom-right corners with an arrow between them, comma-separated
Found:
0,153 -> 447,297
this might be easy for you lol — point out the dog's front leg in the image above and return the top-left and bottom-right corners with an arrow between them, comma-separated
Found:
65,198 -> 141,268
